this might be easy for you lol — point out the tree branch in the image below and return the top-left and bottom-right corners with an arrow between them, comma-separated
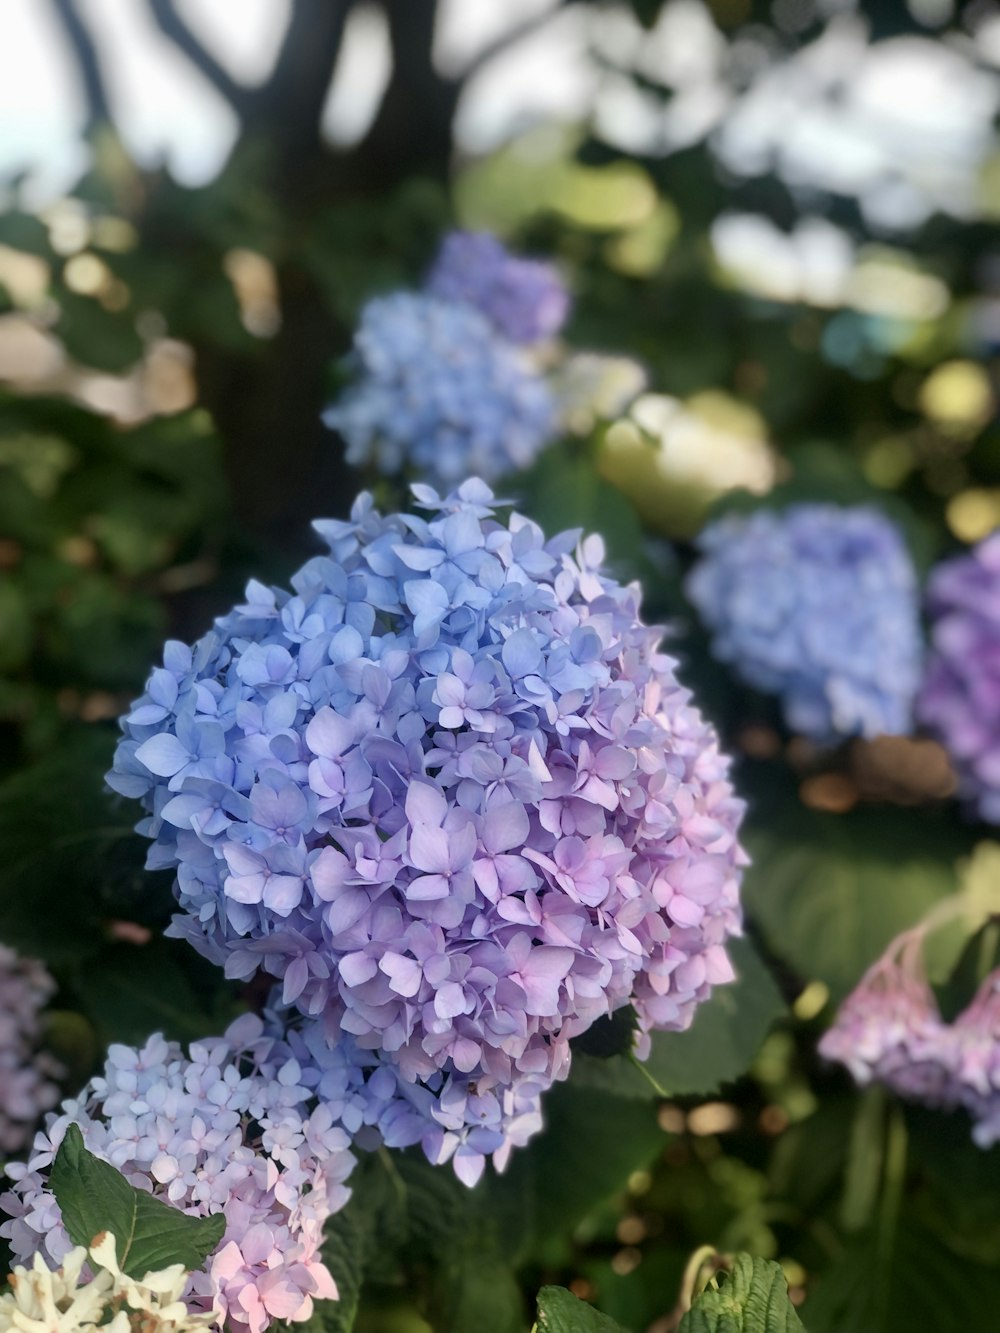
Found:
257,0 -> 354,155
146,0 -> 256,117
49,0 -> 113,132
351,0 -> 459,188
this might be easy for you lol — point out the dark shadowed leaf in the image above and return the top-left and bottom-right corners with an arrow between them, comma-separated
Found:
50,1124 -> 225,1276
536,1285 -> 630,1332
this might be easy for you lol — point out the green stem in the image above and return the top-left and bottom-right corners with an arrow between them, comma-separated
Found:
874,1103 -> 908,1331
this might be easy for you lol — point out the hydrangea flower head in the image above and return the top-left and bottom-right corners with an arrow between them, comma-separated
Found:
1,1016 -> 354,1333
0,944 -> 61,1153
0,1239 -> 215,1333
818,930 -> 953,1104
107,480 -> 746,1183
426,231 -> 570,345
687,504 -> 922,739
324,294 -> 556,487
943,970 -> 1000,1147
918,532 -> 1000,822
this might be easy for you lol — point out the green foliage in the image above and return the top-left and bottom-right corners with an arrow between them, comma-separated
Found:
680,1256 -> 805,1333
571,938 -> 785,1098
743,803 -> 965,1001
50,1124 -> 224,1276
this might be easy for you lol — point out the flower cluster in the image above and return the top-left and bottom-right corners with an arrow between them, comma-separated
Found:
426,231 -> 570,345
1,1015 -> 354,1333
324,294 -> 556,487
820,932 -> 1000,1148
687,504 -> 922,740
817,931 -> 952,1105
0,1237 -> 215,1333
107,480 -> 746,1184
0,944 -> 61,1154
918,532 -> 1000,823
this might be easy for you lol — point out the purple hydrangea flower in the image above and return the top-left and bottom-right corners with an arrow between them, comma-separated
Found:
0,944 -> 61,1154
947,970 -> 1000,1147
918,532 -> 1000,822
687,504 -> 922,740
107,480 -> 746,1183
323,294 -> 556,488
818,930 -> 954,1104
1,1015 -> 355,1333
426,231 -> 570,345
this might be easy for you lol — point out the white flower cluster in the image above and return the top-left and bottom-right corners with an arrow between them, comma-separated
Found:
0,1234 -> 213,1333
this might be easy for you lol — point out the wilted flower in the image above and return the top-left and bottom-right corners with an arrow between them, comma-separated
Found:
945,970 -> 1000,1147
323,294 -> 555,487
1,1016 -> 354,1333
818,930 -> 953,1104
918,532 -> 1000,823
426,231 -> 570,345
106,480 -> 746,1184
687,504 -> 922,740
0,944 -> 61,1154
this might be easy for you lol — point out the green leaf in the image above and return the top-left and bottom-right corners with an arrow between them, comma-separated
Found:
392,1154 -> 526,1333
50,1123 -> 225,1277
679,1256 -> 805,1333
535,1285 -> 629,1332
802,1220 -> 1000,1333
743,804 -> 965,1002
494,1086 -> 667,1267
317,1202 -> 368,1333
571,938 -> 785,1099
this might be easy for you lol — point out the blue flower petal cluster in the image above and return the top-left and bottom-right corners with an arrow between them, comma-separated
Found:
324,294 -> 556,488
109,480 -> 746,1184
687,504 -> 922,740
426,231 -> 570,345
2,1016 -> 354,1333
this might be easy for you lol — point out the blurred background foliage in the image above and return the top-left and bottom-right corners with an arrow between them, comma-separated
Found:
1,0 -> 1000,1329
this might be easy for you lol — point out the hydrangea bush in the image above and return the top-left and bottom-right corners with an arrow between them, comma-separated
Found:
107,479 -> 746,1185
918,532 -> 1000,823
0,944 -> 61,1154
1,1014 -> 354,1333
687,504 -> 922,740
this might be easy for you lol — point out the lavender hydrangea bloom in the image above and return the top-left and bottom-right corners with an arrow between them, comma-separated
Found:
107,480 -> 746,1184
947,971 -> 1000,1147
687,505 -> 922,740
1,1015 -> 355,1333
818,931 -> 953,1105
918,533 -> 1000,822
323,294 -> 556,488
426,231 -> 570,345
0,944 -> 61,1153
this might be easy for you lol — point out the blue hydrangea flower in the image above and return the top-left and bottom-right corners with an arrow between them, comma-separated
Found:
426,231 -> 570,345
2,1016 -> 354,1333
323,293 -> 556,488
687,504 -> 922,740
108,479 -> 746,1184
